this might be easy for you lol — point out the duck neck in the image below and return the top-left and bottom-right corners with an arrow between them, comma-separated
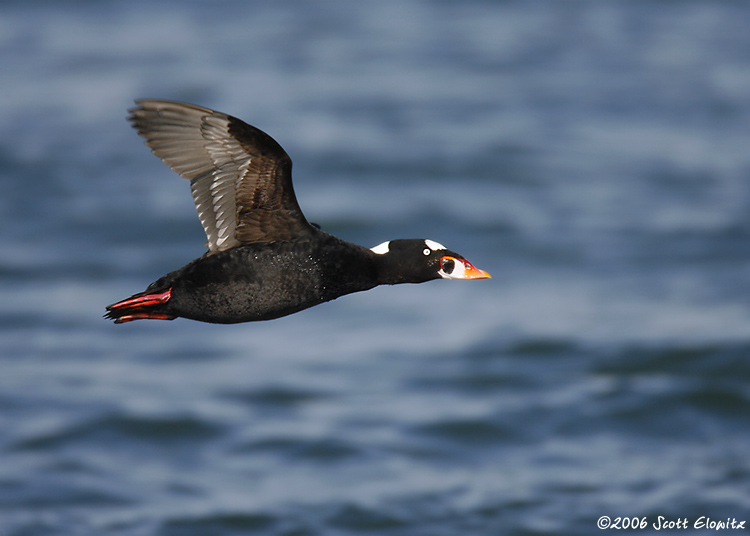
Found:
372,252 -> 419,285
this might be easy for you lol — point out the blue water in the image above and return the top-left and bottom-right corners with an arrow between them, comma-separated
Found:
2,1 -> 750,534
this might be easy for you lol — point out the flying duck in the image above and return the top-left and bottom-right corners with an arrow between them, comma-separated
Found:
106,100 -> 490,324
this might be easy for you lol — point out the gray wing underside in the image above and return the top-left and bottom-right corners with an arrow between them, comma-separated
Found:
128,100 -> 313,253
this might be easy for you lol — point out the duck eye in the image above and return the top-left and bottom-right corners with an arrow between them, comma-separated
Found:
440,258 -> 455,274
423,248 -> 431,256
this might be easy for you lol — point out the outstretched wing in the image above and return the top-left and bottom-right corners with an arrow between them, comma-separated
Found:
128,100 -> 314,253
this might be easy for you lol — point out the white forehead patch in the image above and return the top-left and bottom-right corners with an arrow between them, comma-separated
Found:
370,241 -> 390,255
424,239 -> 447,252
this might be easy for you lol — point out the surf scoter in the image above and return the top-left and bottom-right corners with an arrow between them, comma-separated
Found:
106,100 -> 490,324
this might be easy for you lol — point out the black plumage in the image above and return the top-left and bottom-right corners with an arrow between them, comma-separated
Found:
106,100 -> 489,324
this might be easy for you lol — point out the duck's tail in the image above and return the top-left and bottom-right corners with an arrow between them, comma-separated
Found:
105,288 -> 176,323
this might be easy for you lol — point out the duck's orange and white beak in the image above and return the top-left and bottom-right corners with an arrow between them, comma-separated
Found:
438,256 -> 492,280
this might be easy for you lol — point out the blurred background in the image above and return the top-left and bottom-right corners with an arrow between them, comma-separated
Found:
2,1 -> 750,534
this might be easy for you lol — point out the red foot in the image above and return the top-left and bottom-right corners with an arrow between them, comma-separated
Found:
109,288 -> 172,310
114,312 -> 176,324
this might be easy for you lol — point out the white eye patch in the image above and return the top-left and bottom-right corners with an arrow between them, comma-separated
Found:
424,239 -> 446,252
370,241 -> 390,255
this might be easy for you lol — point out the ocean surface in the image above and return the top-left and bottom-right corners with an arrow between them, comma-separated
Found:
2,1 -> 750,534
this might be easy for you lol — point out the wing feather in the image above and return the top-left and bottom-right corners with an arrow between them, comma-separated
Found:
128,100 -> 313,253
